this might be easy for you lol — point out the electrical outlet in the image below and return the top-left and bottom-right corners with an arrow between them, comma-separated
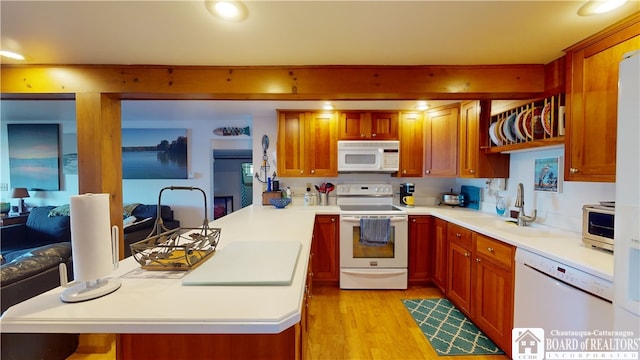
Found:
0,183 -> 8,191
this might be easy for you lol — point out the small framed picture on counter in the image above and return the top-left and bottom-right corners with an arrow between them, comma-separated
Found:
534,156 -> 562,193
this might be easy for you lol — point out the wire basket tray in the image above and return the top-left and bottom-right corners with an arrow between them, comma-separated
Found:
130,186 -> 221,271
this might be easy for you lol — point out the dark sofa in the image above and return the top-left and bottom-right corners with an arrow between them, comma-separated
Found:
123,204 -> 180,257
1,206 -> 78,360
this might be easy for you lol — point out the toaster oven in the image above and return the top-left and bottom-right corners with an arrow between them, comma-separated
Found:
582,204 -> 615,251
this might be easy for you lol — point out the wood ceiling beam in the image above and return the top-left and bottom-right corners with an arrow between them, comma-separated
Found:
1,64 -> 546,100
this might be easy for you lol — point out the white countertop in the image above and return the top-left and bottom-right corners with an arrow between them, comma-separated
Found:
0,205 -> 315,334
0,202 -> 613,334
406,206 -> 613,282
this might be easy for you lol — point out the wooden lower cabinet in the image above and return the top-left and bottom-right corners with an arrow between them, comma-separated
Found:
431,218 -> 448,293
311,214 -> 339,285
446,223 -> 474,316
408,215 -> 432,285
445,222 -> 514,357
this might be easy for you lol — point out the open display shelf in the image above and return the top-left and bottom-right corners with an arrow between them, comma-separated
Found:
486,93 -> 565,153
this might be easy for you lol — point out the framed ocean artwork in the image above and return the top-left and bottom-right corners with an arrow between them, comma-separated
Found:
7,124 -> 61,191
534,156 -> 562,193
122,128 -> 188,179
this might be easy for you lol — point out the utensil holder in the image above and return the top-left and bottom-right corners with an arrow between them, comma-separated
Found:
319,193 -> 328,206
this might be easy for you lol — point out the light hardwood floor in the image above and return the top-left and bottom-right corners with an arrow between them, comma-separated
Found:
67,285 -> 511,360
306,285 -> 511,360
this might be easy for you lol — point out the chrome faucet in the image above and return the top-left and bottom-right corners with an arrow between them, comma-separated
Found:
515,183 -> 537,226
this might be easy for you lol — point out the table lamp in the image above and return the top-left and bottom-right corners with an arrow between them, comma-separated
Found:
11,187 -> 30,214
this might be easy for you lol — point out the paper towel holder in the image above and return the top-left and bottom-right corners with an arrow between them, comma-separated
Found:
59,225 -> 121,303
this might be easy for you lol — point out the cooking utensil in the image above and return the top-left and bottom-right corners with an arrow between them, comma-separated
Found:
440,189 -> 464,206
325,183 -> 335,193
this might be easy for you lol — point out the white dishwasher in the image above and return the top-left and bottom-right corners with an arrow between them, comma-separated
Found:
514,248 -> 614,331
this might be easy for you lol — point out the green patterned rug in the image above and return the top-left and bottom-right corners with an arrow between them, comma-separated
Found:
402,298 -> 504,356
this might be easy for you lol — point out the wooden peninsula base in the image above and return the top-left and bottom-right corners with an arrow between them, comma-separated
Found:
117,323 -> 303,360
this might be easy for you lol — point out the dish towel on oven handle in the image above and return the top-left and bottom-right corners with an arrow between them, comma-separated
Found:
359,218 -> 391,246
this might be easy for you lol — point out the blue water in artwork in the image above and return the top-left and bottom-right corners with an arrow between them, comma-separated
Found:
122,151 -> 187,179
9,157 -> 60,190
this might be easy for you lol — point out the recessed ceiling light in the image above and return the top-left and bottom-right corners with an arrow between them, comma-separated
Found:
205,1 -> 248,21
416,101 -> 429,111
578,0 -> 628,16
0,50 -> 25,61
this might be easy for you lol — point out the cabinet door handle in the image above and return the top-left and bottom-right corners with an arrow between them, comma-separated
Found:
372,133 -> 377,137
487,247 -> 494,253
425,169 -> 431,174
360,134 -> 365,138
311,169 -> 315,174
456,233 -> 462,238
300,170 -> 304,174
331,218 -> 335,222
570,168 -> 579,174
470,169 -> 475,174
403,169 -> 407,174
475,257 -> 481,262
464,252 -> 470,257
412,219 -> 416,222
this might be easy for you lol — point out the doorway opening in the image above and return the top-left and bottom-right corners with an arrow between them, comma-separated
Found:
212,149 -> 253,219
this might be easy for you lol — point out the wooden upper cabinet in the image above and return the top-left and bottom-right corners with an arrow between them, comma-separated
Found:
277,111 -> 306,177
458,100 -> 509,178
424,104 -> 459,177
564,14 -> 639,182
398,112 -> 424,177
277,110 -> 338,177
370,111 -> 399,139
306,111 -> 338,177
338,111 -> 399,140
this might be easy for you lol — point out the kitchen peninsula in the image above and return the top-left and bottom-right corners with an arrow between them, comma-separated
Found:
0,203 -> 613,359
0,205 -> 318,359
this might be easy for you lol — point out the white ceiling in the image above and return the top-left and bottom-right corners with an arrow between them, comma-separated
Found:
2,1 -> 639,66
1,1 -> 638,120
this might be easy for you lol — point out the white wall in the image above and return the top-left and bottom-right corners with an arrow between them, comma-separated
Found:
457,147 -> 615,234
0,117 -> 79,209
122,120 -> 251,229
2,100 -> 615,234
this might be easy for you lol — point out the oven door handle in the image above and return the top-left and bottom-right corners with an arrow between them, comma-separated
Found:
340,216 -> 407,223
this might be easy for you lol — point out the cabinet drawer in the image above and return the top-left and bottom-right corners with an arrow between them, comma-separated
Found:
475,234 -> 513,269
447,223 -> 473,249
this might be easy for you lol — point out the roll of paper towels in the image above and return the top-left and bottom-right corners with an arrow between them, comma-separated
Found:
70,193 -> 114,281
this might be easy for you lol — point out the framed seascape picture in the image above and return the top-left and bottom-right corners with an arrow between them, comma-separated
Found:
122,128 -> 188,179
7,124 -> 61,191
534,157 -> 562,193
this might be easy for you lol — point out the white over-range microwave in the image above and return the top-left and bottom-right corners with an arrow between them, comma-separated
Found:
337,140 -> 400,173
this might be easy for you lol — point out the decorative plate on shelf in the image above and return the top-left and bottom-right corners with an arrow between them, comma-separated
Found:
523,106 -> 544,139
541,103 -> 553,136
515,109 -> 529,141
489,121 -> 502,146
496,117 -> 508,144
502,112 -> 517,142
